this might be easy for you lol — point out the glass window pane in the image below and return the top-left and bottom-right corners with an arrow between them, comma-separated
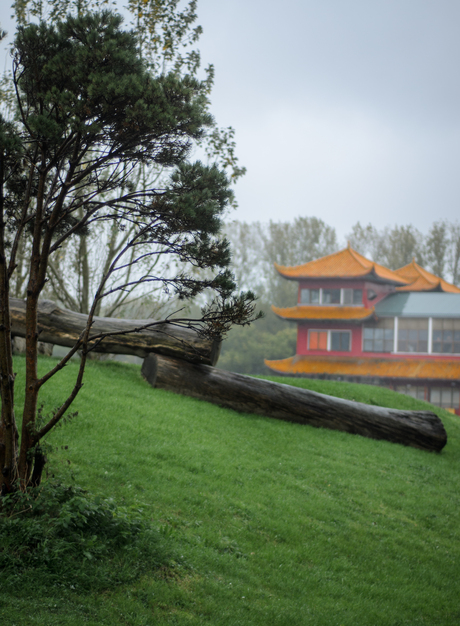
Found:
353,289 -> 363,304
300,289 -> 310,304
331,289 -> 341,303
399,329 -> 408,341
418,340 -> 428,353
363,328 -> 373,339
318,332 -> 328,350
309,332 -> 318,349
311,289 -> 320,303
453,390 -> 460,408
331,332 -> 341,351
399,318 -> 428,330
342,288 -> 353,304
374,339 -> 384,352
441,388 -> 452,407
408,330 -> 418,342
430,388 -> 441,405
323,289 -> 340,304
363,339 -> 373,351
331,331 -> 350,351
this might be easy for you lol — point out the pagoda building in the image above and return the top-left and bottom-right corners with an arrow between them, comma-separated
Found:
265,245 -> 460,414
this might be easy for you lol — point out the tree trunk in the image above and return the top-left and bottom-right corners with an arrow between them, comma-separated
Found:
142,354 -> 447,453
10,298 -> 221,366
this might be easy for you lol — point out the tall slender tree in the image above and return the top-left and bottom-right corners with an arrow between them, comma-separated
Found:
0,11 -> 256,492
425,221 -> 449,279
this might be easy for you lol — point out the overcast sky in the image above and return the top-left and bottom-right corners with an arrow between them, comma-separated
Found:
1,1 -> 459,241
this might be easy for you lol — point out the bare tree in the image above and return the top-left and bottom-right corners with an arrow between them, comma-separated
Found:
426,221 -> 449,279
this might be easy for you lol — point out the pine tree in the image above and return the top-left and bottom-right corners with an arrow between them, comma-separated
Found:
0,11 -> 256,492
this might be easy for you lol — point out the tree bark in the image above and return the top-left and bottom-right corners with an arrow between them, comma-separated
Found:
142,354 -> 447,453
10,298 -> 221,366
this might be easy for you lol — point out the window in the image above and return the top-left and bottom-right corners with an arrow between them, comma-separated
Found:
432,319 -> 460,354
300,288 -> 320,304
308,329 -> 351,352
395,386 -> 425,401
363,319 -> 394,352
322,288 -> 341,304
397,318 -> 428,353
343,288 -> 362,305
331,331 -> 350,351
430,387 -> 460,409
309,330 -> 327,350
299,287 -> 362,305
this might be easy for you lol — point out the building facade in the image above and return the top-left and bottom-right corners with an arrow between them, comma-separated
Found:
265,246 -> 460,414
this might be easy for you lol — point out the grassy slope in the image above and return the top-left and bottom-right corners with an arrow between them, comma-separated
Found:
2,356 -> 460,626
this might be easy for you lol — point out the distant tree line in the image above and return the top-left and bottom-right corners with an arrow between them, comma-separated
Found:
218,217 -> 460,374
347,221 -> 460,284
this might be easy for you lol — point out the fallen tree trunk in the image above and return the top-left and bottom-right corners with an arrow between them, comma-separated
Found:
141,354 -> 447,452
10,298 -> 221,366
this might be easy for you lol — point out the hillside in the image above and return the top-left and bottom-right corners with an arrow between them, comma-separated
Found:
2,356 -> 460,625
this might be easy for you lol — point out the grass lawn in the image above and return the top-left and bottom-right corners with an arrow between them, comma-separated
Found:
1,355 -> 460,625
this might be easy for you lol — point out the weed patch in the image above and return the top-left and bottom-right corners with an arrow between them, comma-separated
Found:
0,482 -> 171,592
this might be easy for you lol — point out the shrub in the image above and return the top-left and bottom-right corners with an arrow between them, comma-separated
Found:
0,482 -> 170,591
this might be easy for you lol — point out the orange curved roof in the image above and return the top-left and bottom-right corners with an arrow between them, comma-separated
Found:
275,246 -> 409,284
265,355 -> 460,380
272,305 -> 375,322
394,260 -> 460,293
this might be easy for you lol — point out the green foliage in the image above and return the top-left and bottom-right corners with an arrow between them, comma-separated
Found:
426,220 -> 449,279
14,12 -> 211,154
346,219 -> 460,282
218,304 -> 297,374
224,216 -> 339,306
0,481 -> 170,591
3,355 -> 460,625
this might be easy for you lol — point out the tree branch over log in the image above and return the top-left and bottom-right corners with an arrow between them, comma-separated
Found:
142,354 -> 447,453
10,298 -> 221,366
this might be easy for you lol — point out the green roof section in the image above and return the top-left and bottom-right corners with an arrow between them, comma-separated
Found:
375,293 -> 460,318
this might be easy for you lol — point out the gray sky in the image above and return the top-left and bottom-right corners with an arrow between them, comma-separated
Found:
1,1 -> 459,240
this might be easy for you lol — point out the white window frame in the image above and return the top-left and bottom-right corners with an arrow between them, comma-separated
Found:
300,288 -> 363,306
428,317 -> 433,354
393,317 -> 398,353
